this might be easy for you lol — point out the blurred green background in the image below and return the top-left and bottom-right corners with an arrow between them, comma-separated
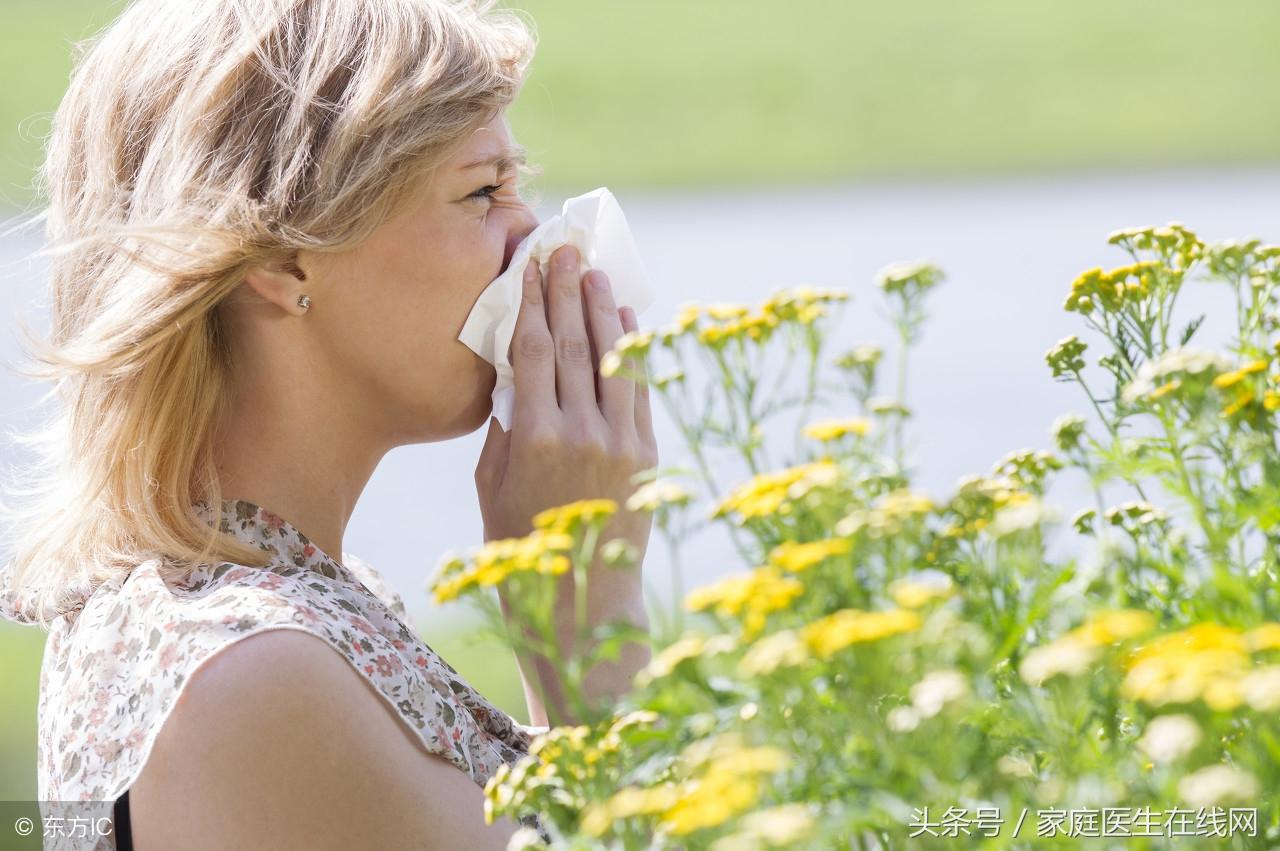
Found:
2,0 -> 1279,205
3,0 -> 1279,803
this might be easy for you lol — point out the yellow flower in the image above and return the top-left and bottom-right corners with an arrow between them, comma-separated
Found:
1066,609 -> 1157,646
685,567 -> 804,638
428,530 -> 574,603
532,498 -> 618,533
795,303 -> 826,324
801,608 -> 921,658
802,417 -> 874,442
877,488 -> 935,517
638,633 -> 706,682
712,460 -> 842,522
760,285 -> 849,323
580,784 -> 681,837
660,739 -> 793,836
527,724 -> 590,761
705,302 -> 750,321
675,302 -> 702,329
1212,358 -> 1268,388
697,323 -> 733,348
1121,623 -> 1250,710
662,771 -> 763,835
741,311 -> 781,342
1219,388 -> 1255,418
1020,611 -> 1154,686
767,537 -> 851,572
600,331 -> 656,378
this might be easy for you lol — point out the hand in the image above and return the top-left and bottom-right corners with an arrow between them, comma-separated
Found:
474,243 -> 659,556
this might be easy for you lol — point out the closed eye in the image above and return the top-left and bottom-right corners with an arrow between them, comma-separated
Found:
467,183 -> 504,202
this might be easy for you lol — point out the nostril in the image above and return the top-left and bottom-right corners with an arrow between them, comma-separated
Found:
502,226 -> 536,275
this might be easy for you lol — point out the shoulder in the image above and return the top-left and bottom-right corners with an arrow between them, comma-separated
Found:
128,628 -> 521,850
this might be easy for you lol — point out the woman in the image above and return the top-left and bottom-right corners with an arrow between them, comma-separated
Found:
0,0 -> 657,848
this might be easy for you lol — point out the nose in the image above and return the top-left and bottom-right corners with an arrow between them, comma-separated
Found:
502,202 -> 540,275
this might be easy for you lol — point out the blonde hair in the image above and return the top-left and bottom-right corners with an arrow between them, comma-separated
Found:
0,0 -> 536,627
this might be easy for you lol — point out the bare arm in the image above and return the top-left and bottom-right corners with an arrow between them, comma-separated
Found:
129,629 -> 523,850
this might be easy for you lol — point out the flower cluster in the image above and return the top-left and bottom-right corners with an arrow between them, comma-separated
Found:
466,227 -> 1280,848
800,607 -> 921,659
766,537 -> 851,573
801,416 -> 874,443
711,460 -> 844,522
1104,500 -> 1170,537
1063,261 -> 1162,315
874,260 -> 944,297
1045,335 -> 1088,377
835,487 -> 934,539
1121,623 -> 1280,712
429,529 -> 574,604
651,287 -> 850,352
1107,222 -> 1204,272
685,566 -> 805,638
600,331 -> 656,378
1019,609 -> 1156,685
937,474 -> 1030,539
991,448 -> 1063,494
578,734 -> 795,839
1120,346 -> 1234,406
531,498 -> 618,535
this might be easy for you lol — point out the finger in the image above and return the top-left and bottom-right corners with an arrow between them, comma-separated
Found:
583,269 -> 634,426
621,306 -> 655,443
545,244 -> 598,415
511,261 -> 556,423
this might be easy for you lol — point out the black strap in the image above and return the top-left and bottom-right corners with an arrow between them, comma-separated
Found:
113,789 -> 134,851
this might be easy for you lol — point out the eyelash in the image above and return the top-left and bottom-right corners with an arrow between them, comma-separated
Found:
468,183 -> 505,202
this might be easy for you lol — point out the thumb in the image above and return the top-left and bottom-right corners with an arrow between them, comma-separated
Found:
475,415 -> 512,491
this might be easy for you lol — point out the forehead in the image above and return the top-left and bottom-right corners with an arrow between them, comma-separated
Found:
451,119 -> 515,164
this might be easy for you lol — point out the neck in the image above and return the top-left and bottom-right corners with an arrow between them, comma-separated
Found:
211,376 -> 388,567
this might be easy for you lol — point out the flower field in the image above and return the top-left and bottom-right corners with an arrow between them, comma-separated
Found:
431,224 -> 1280,849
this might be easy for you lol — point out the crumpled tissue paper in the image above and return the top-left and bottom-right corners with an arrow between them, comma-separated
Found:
457,187 -> 654,431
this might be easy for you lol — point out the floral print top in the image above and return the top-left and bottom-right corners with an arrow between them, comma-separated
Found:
0,498 -> 548,850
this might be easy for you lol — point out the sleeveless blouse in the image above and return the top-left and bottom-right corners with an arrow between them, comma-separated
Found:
0,498 -> 549,849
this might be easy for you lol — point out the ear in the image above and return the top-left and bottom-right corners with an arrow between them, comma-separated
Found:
243,254 -> 309,316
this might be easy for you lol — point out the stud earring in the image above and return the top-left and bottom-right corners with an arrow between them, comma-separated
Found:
297,294 -> 311,311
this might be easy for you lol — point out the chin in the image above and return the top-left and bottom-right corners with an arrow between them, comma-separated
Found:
427,385 -> 494,442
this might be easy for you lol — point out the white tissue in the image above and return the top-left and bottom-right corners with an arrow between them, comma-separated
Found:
457,187 -> 654,431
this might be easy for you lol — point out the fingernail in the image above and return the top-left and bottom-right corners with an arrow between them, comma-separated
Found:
524,261 -> 539,282
556,244 -> 579,269
586,270 -> 609,293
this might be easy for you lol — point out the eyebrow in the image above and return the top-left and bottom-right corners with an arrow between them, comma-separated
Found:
459,144 -> 528,172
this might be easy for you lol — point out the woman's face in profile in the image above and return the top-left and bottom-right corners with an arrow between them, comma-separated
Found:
302,112 -> 538,445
